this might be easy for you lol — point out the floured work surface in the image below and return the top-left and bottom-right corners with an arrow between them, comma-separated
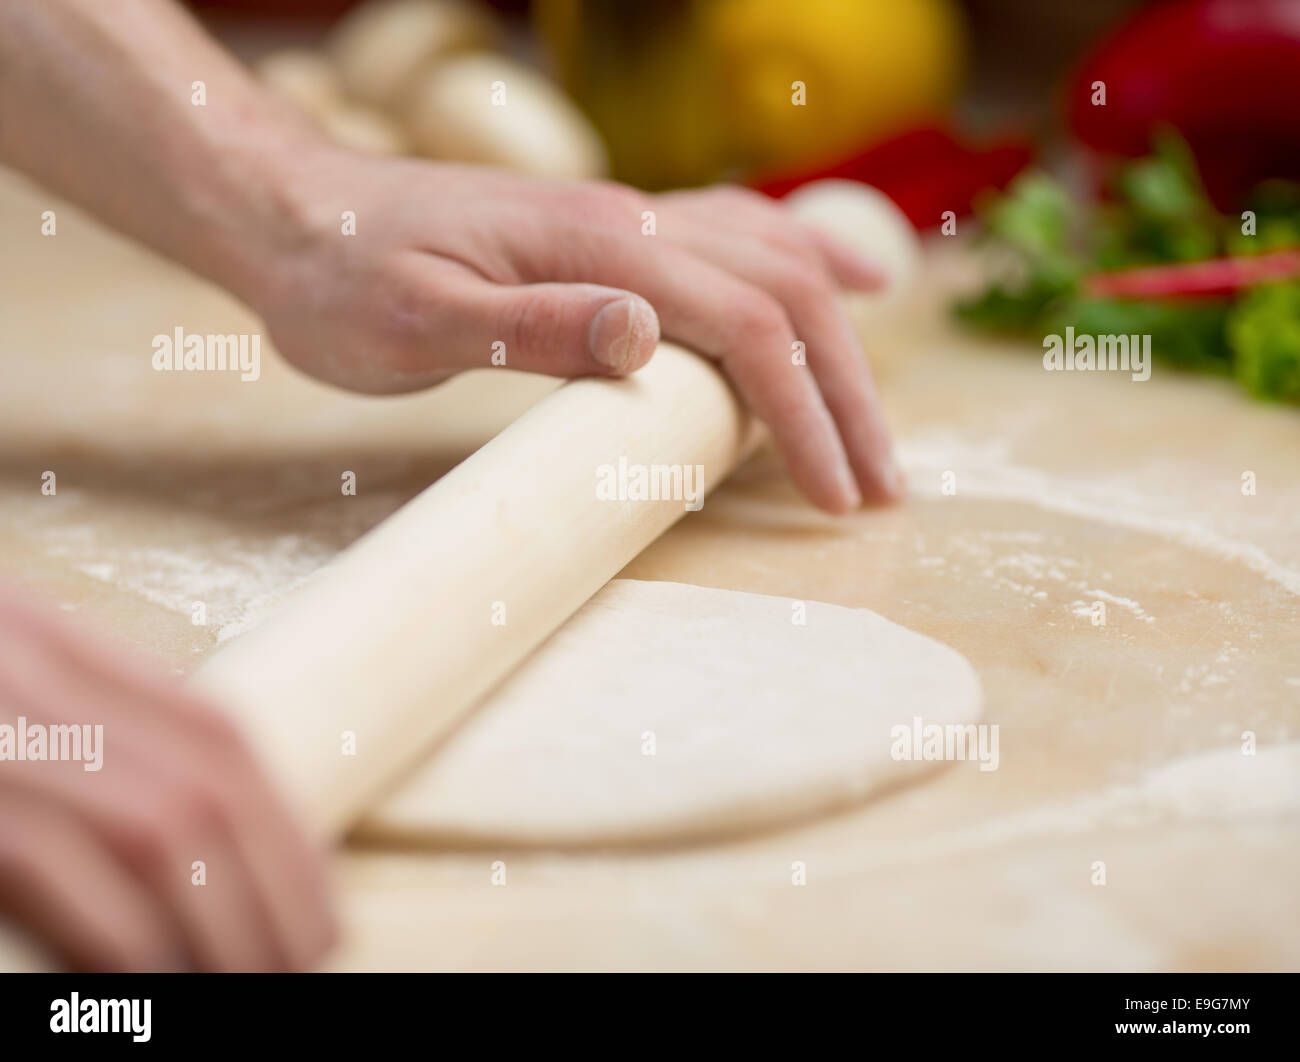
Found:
1,168 -> 1298,970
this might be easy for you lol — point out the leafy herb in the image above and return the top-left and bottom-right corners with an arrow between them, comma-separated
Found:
1050,297 -> 1233,375
954,135 -> 1300,402
1093,132 -> 1224,267
1229,282 -> 1300,401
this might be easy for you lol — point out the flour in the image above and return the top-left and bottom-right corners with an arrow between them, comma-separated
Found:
1072,588 -> 1155,623
29,492 -> 410,647
901,429 -> 1300,597
65,533 -> 330,643
840,743 -> 1300,875
918,531 -> 1153,619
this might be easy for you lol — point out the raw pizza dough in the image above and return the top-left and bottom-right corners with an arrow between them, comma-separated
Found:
360,579 -> 982,846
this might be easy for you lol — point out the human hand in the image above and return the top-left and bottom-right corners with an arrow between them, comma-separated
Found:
0,587 -> 337,971
243,153 -> 903,513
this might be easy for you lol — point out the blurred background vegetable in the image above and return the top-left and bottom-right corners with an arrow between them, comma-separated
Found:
957,136 -> 1300,401
533,0 -> 968,190
1067,0 -> 1300,208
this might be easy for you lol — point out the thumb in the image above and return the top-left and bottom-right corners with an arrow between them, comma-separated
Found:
441,279 -> 660,378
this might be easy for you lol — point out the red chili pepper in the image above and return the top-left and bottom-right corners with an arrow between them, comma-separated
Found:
1067,0 -> 1300,208
1082,248 -> 1300,299
750,125 -> 1033,230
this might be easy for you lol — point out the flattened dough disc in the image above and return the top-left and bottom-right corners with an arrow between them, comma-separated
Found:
360,580 -> 983,846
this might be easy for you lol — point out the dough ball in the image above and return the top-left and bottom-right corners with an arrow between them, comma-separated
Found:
318,104 -> 410,156
327,0 -> 499,110
785,179 -> 923,363
360,580 -> 983,847
786,179 -> 920,297
403,52 -> 607,179
255,48 -> 344,121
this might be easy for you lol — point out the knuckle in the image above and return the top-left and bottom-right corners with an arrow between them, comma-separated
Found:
730,291 -> 789,342
180,702 -> 252,763
0,818 -> 38,882
596,180 -> 648,209
376,271 -> 432,345
106,807 -> 179,879
587,182 -> 650,227
775,237 -> 828,276
772,263 -> 831,309
173,776 -> 236,836
507,290 -> 569,353
108,782 -> 231,876
94,935 -> 174,974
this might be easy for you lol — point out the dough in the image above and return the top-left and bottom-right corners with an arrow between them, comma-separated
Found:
785,180 -> 921,299
255,48 -> 344,121
403,53 -> 608,178
328,0 -> 499,110
360,579 -> 983,846
781,180 -> 923,377
317,104 -> 410,156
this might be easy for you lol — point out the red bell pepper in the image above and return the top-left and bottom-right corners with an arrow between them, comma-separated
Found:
750,125 -> 1032,230
1082,248 -> 1300,299
1067,0 -> 1300,208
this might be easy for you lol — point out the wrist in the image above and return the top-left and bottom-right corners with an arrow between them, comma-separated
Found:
171,111 -> 338,312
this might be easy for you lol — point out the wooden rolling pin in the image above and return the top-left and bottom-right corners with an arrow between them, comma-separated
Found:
191,343 -> 755,837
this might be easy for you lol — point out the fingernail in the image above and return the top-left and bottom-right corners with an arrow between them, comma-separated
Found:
589,297 -> 652,372
837,462 -> 863,510
881,451 -> 906,498
845,256 -> 888,292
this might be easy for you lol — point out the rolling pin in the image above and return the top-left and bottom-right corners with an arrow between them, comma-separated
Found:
191,343 -> 755,837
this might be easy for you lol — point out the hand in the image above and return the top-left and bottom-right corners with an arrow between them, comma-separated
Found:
0,587 -> 337,971
0,0 -> 900,513
245,153 -> 903,513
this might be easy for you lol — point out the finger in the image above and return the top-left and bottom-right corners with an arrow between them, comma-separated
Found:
179,711 -> 339,972
491,220 -> 861,510
0,633 -> 335,971
661,186 -> 886,292
664,231 -> 902,502
804,225 -> 890,292
364,251 -> 659,385
0,795 -> 185,971
0,700 -> 281,971
123,814 -> 276,973
0,588 -> 198,715
8,752 -> 287,971
563,240 -> 861,510
424,271 -> 661,378
115,757 -> 287,973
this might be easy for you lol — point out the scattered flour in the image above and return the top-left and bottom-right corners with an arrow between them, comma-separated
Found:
857,743 -> 1300,872
30,492 -> 408,646
918,532 -> 1154,619
1072,588 -> 1155,624
901,429 -> 1300,597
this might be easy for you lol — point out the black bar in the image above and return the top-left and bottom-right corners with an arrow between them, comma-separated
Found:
0,972 -> 1293,1049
